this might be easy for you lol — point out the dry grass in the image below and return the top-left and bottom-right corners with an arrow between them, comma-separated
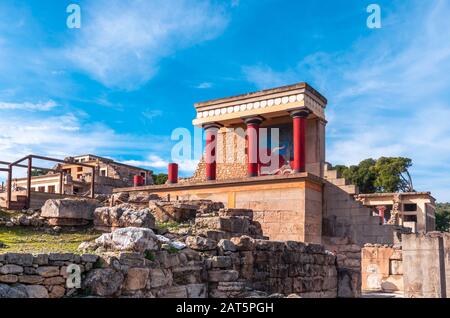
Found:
0,225 -> 100,254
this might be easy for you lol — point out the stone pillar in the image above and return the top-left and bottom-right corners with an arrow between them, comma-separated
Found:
204,123 -> 221,181
290,108 -> 310,173
244,116 -> 263,177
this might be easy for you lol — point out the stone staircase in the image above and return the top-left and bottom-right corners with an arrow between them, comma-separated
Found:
322,164 -> 403,245
323,165 -> 359,195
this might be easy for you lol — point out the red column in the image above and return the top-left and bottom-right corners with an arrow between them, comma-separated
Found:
378,206 -> 386,224
204,124 -> 220,181
244,117 -> 263,177
168,163 -> 178,184
290,109 -> 310,173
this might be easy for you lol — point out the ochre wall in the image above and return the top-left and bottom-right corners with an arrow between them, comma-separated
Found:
126,177 -> 322,243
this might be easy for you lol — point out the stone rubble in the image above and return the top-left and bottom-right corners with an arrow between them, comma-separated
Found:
94,204 -> 156,231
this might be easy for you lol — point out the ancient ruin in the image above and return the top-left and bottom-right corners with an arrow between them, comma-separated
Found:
0,83 -> 444,298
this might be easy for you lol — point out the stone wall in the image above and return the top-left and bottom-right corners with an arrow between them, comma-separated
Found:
322,236 -> 362,298
402,232 -> 450,298
0,239 -> 340,298
0,252 -> 99,298
361,244 -> 403,293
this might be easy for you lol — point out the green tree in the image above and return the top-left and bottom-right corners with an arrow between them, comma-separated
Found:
31,169 -> 46,176
373,157 -> 413,192
152,173 -> 168,185
436,203 -> 450,232
333,157 -> 413,193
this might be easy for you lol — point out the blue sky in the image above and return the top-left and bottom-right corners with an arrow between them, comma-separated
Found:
0,0 -> 449,201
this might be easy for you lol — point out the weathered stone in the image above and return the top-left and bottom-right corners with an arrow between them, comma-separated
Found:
172,265 -> 203,285
337,268 -> 361,298
0,274 -> 18,283
83,268 -> 124,297
218,239 -> 237,252
208,270 -> 239,282
149,201 -> 198,223
36,266 -> 60,277
95,227 -> 159,252
18,275 -> 44,284
0,283 -> 28,298
186,283 -> 207,298
41,198 -> 98,225
94,204 -> 156,230
218,208 -> 254,219
24,267 -> 37,275
43,276 -> 66,285
0,264 -> 24,275
48,285 -> 66,298
124,268 -> 150,291
118,252 -> 146,267
185,236 -> 217,251
81,254 -> 99,263
162,285 -> 187,298
211,256 -> 232,268
148,268 -> 173,288
230,236 -> 255,251
33,254 -> 49,265
26,285 -> 49,298
49,253 -> 75,262
4,253 -> 33,266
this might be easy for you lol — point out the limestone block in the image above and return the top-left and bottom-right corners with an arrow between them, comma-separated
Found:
4,253 -> 34,266
83,268 -> 124,297
18,275 -> 44,285
186,283 -> 207,298
124,268 -> 150,291
208,270 -> 239,282
0,274 -> 18,283
36,266 -> 60,278
41,198 -> 98,224
26,285 -> 49,298
210,256 -> 232,268
148,268 -> 173,288
0,264 -> 24,275
48,285 -> 66,298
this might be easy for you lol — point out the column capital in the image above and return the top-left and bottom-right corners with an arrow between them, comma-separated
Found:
242,115 -> 264,125
202,122 -> 222,130
289,107 -> 311,119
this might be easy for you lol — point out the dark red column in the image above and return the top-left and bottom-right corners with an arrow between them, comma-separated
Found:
204,124 -> 221,181
244,117 -> 263,177
168,163 -> 178,184
378,206 -> 386,224
290,109 -> 310,173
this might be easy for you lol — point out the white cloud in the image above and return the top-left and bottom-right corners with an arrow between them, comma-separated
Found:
243,0 -> 450,201
195,82 -> 213,89
0,100 -> 57,111
64,0 -> 229,89
0,113 -> 172,165
242,65 -> 297,90
123,154 -> 199,174
142,109 -> 163,121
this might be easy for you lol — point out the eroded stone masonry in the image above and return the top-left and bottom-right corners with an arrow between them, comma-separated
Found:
0,200 -> 351,298
0,82 -> 442,298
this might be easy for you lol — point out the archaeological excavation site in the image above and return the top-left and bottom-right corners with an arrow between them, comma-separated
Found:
0,83 -> 448,299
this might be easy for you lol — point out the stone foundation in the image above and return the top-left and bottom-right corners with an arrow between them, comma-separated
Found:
361,244 -> 403,293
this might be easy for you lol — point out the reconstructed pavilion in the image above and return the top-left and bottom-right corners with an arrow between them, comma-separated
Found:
114,82 -> 435,246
